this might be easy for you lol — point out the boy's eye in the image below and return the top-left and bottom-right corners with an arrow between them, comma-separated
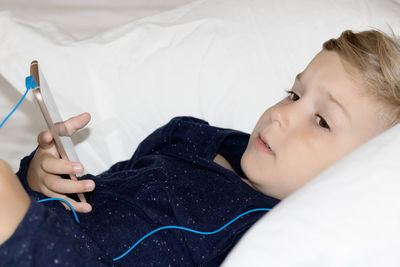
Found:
285,90 -> 331,130
285,90 -> 300,101
316,115 -> 330,130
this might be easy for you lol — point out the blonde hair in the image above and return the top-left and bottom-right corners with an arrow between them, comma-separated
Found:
323,29 -> 400,128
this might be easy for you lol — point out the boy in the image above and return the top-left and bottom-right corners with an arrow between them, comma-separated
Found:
1,29 -> 399,266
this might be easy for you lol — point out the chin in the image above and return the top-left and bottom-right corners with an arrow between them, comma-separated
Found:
240,148 -> 259,184
240,148 -> 250,174
241,149 -> 282,199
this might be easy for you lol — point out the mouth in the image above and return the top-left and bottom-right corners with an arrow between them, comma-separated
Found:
258,134 -> 274,154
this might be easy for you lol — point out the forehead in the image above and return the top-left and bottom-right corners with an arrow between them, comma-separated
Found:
300,50 -> 362,94
299,50 -> 364,112
300,50 -> 385,133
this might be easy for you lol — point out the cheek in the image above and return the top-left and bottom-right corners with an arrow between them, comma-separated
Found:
281,130 -> 333,176
294,135 -> 346,178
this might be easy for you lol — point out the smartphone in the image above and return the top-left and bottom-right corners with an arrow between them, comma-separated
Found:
30,60 -> 87,204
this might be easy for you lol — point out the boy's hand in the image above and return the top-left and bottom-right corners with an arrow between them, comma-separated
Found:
27,112 -> 95,213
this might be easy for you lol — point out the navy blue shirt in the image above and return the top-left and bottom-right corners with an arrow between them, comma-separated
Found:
0,116 -> 280,266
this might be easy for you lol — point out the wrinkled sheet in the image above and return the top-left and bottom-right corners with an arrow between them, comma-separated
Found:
0,0 -> 195,172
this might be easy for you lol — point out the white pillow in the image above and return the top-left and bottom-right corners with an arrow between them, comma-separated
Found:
222,123 -> 400,267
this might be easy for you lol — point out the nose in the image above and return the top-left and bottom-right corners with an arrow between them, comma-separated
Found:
270,102 -> 292,129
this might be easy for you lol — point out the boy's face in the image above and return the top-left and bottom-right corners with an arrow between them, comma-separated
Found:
241,50 -> 386,200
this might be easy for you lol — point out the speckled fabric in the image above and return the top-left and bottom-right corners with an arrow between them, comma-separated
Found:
0,116 -> 280,266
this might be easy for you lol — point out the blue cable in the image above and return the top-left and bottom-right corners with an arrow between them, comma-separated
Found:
0,76 -> 37,129
112,207 -> 271,261
37,197 -> 270,262
37,198 -> 80,224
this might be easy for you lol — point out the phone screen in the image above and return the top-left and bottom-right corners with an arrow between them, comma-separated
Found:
36,66 -> 80,164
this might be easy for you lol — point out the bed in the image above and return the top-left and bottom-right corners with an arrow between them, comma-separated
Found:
0,0 -> 399,266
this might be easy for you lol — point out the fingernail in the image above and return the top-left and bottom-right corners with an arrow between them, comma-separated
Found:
85,181 -> 94,190
84,205 -> 92,212
73,164 -> 83,174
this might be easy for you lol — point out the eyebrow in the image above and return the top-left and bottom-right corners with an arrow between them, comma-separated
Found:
295,72 -> 351,122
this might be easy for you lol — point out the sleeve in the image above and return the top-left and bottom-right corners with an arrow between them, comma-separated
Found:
99,116 -> 209,175
15,147 -> 38,195
0,197 -> 111,266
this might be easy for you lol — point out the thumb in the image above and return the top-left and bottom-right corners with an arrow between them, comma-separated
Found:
37,130 -> 55,150
37,130 -> 60,158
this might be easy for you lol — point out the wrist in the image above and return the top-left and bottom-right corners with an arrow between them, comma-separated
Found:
16,146 -> 39,193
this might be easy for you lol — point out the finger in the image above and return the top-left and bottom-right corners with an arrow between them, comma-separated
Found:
41,156 -> 84,175
55,112 -> 91,137
40,185 -> 93,213
42,174 -> 95,194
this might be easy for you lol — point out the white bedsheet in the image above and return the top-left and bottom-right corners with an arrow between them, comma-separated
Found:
0,0 -> 194,40
0,0 -> 195,172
